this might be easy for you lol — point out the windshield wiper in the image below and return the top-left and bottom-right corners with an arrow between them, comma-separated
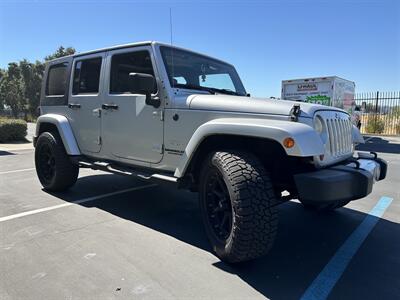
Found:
208,88 -> 242,96
173,84 -> 243,96
174,83 -> 216,94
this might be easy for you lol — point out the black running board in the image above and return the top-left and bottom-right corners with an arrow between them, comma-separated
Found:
77,160 -> 178,183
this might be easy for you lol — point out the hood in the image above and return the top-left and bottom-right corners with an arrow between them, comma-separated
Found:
188,94 -> 347,118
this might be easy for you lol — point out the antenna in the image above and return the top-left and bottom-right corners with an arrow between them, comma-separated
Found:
169,7 -> 173,46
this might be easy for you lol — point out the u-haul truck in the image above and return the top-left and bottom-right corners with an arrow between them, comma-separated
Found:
281,76 -> 356,114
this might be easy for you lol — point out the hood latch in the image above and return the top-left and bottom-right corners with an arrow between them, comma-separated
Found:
290,104 -> 301,122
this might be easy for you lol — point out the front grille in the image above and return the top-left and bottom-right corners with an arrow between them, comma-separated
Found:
325,114 -> 353,157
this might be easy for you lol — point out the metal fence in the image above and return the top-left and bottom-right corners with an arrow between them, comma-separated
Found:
354,91 -> 400,135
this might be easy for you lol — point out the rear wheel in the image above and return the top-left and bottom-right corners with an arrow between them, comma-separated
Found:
35,132 -> 79,192
199,151 -> 278,263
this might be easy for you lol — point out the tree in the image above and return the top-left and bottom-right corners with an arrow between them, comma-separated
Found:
44,46 -> 76,61
0,63 -> 25,117
19,59 -> 44,116
0,69 -> 5,110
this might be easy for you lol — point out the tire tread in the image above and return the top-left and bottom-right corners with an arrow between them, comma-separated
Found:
201,150 -> 278,263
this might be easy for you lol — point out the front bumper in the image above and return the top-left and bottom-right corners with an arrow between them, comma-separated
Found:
294,152 -> 387,204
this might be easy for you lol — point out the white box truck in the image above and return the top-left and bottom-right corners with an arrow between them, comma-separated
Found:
281,76 -> 356,114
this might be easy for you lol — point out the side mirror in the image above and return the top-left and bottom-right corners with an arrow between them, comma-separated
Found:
128,73 -> 160,108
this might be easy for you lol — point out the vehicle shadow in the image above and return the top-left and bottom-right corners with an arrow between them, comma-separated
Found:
357,136 -> 400,154
48,174 -> 400,300
0,150 -> 15,156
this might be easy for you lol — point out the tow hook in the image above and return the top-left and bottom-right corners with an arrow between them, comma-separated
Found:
347,158 -> 361,169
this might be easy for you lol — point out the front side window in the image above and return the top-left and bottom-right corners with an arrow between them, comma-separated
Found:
72,57 -> 102,95
160,46 -> 246,96
46,63 -> 68,96
110,50 -> 156,94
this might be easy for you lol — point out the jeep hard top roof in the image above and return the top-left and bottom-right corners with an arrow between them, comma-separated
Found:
47,41 -> 232,66
73,40 -> 153,58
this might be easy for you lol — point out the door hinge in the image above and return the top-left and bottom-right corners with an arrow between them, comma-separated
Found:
160,110 -> 164,121
152,110 -> 164,121
93,108 -> 101,118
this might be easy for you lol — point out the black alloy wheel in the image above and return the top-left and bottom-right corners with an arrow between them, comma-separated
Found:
35,131 -> 79,192
38,143 -> 56,183
203,167 -> 234,242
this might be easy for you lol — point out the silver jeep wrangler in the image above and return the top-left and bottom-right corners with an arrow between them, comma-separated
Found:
34,41 -> 387,263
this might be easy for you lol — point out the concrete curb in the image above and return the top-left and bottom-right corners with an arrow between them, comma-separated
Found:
0,142 -> 34,152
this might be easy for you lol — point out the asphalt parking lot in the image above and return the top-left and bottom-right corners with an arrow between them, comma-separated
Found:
0,138 -> 399,300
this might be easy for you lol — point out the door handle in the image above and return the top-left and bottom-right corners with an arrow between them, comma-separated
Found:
102,104 -> 119,110
68,103 -> 81,109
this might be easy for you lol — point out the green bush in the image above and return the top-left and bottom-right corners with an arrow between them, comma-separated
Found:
395,122 -> 400,135
0,118 -> 27,142
24,113 -> 37,123
365,116 -> 385,134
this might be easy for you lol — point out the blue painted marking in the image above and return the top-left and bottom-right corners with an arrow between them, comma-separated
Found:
300,196 -> 393,300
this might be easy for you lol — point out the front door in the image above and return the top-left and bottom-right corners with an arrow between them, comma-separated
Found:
68,53 -> 105,153
101,47 -> 164,164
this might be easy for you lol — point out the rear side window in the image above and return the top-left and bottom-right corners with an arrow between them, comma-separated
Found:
46,63 -> 68,96
72,57 -> 102,95
110,51 -> 156,94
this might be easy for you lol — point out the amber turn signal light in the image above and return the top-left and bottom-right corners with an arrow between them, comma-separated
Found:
283,137 -> 295,148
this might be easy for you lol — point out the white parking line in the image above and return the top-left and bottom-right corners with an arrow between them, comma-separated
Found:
0,168 -> 36,175
300,196 -> 393,300
0,184 -> 156,223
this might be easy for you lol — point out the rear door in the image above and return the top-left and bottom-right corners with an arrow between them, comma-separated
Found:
101,46 -> 164,163
67,53 -> 105,154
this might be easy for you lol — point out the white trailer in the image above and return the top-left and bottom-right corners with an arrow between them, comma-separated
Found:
281,76 -> 356,114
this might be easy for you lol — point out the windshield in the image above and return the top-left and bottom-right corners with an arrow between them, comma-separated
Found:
160,46 -> 247,96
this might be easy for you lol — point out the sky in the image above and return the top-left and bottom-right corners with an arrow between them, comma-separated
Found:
0,0 -> 399,97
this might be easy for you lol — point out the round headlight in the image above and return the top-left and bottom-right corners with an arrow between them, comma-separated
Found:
314,116 -> 324,134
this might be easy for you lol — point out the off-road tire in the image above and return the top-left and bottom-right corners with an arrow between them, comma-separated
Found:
35,131 -> 79,192
199,151 -> 278,263
301,199 -> 350,212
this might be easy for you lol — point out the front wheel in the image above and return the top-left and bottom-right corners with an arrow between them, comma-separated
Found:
199,151 -> 278,263
35,132 -> 79,192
